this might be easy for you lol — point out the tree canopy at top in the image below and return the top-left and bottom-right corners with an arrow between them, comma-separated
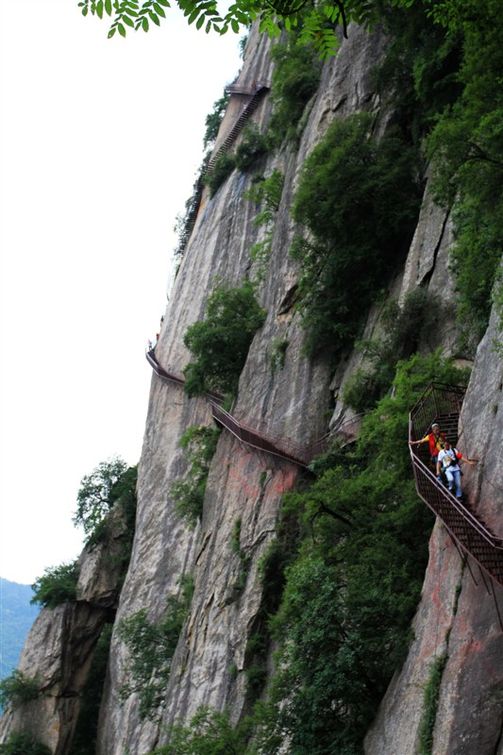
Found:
79,0 -> 420,57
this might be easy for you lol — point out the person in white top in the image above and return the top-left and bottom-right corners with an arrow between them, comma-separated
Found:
436,440 -> 477,499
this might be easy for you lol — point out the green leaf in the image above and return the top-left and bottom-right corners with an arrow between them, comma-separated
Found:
108,25 -> 116,36
188,8 -> 199,23
122,13 -> 134,25
231,18 -> 239,32
153,3 -> 165,16
142,15 -> 149,29
118,21 -> 126,34
157,0 -> 170,5
96,0 -> 104,18
105,0 -> 113,13
196,13 -> 205,29
149,10 -> 160,23
82,4 -> 89,15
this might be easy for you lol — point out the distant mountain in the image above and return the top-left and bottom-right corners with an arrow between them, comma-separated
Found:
0,577 -> 39,680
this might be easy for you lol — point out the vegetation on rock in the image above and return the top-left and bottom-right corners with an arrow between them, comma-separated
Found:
118,576 -> 194,720
73,457 -> 137,544
291,113 -> 422,358
171,425 -> 221,527
0,734 -> 51,755
148,707 -> 254,754
250,353 -> 469,753
30,561 -> 79,609
183,281 -> 266,397
268,39 -> 321,147
0,671 -> 41,709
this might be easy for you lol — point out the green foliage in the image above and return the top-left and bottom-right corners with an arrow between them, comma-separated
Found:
246,170 -> 284,283
118,577 -> 193,720
418,653 -> 448,755
268,39 -> 321,147
174,153 -> 211,260
204,127 -> 268,196
228,518 -> 251,600
171,425 -> 220,526
183,281 -> 266,397
234,126 -> 268,172
73,457 -> 129,541
343,289 -> 443,411
71,624 -> 113,755
149,706 -> 255,754
426,0 -> 503,345
254,353 -> 469,754
269,337 -> 288,372
0,671 -> 41,709
77,0 -> 399,60
0,734 -> 51,755
373,3 -> 462,146
204,152 -> 236,197
203,92 -> 230,149
291,113 -> 422,357
31,560 -> 79,609
245,170 -> 284,223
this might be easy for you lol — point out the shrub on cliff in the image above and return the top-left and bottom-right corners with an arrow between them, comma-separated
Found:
73,458 -> 137,545
0,734 -> 51,755
0,671 -> 41,709
171,425 -> 221,527
31,560 -> 79,608
148,707 -> 255,754
118,576 -> 194,720
268,40 -> 321,147
183,281 -> 266,397
291,113 -> 422,358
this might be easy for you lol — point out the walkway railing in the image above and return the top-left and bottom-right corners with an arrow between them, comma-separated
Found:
146,349 -> 362,468
409,383 -> 503,589
175,82 -> 270,259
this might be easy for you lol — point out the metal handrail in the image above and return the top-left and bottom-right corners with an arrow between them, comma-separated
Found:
146,349 -> 360,468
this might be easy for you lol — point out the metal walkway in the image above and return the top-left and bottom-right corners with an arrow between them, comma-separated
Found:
176,82 -> 270,259
409,384 -> 503,595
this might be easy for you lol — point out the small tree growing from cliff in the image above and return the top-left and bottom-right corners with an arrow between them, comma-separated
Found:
0,671 -> 41,709
183,281 -> 266,397
31,560 -> 79,608
0,734 -> 51,755
73,457 -> 136,543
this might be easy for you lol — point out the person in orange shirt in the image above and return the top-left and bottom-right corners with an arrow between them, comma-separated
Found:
409,422 -> 446,468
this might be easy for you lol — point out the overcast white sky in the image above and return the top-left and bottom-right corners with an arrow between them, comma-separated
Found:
0,0 -> 242,584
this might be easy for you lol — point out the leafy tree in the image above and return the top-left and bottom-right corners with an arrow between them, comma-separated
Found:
0,671 -> 41,709
149,706 -> 255,754
73,457 -> 132,541
77,0 -> 397,58
203,92 -> 230,149
291,113 -> 421,357
31,560 -> 79,609
267,39 -> 321,146
0,734 -> 51,755
183,281 -> 266,397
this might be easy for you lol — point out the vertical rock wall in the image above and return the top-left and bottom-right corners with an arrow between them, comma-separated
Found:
96,22 -> 393,755
365,294 -> 503,755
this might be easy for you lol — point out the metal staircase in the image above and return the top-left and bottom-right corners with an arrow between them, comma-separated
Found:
409,384 -> 503,613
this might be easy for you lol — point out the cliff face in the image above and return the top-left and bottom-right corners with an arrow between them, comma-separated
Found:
2,19 -> 502,755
